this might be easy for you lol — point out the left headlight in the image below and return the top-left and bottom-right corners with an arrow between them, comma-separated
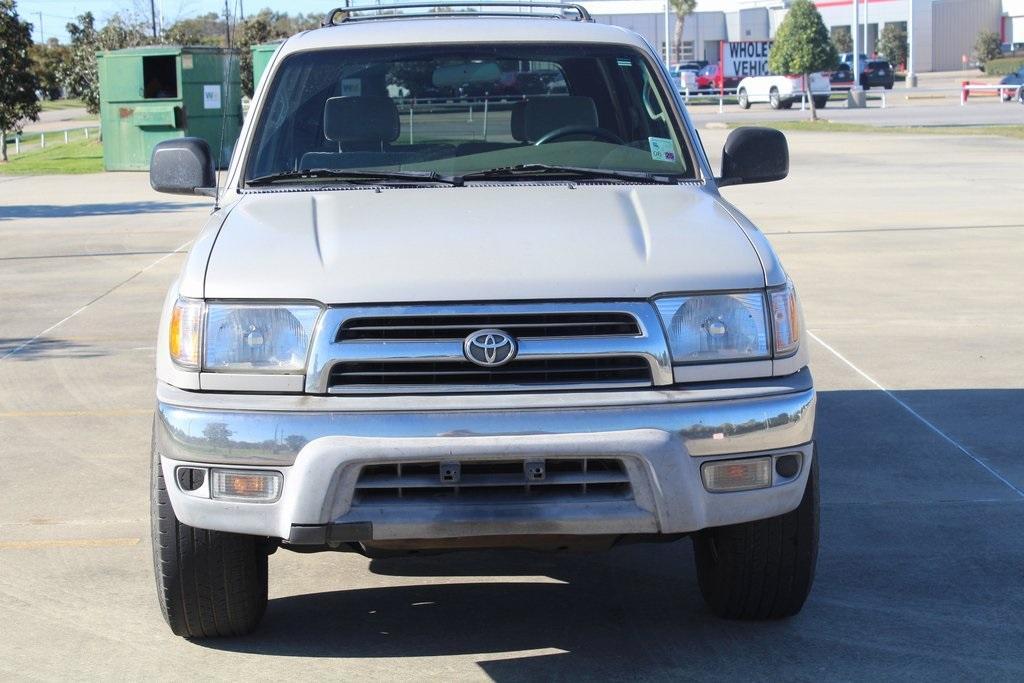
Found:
654,292 -> 769,363
204,303 -> 322,373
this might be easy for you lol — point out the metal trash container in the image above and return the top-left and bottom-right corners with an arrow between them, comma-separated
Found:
251,41 -> 283,94
97,46 -> 241,171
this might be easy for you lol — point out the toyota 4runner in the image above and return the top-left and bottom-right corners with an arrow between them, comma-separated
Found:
149,2 -> 817,638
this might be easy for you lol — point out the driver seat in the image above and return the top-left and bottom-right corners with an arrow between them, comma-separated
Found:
512,96 -> 599,143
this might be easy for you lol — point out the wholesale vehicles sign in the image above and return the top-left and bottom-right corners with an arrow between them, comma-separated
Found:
721,41 -> 774,78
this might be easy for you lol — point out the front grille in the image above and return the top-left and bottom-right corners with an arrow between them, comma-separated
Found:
352,458 -> 632,505
337,312 -> 640,341
329,356 -> 652,390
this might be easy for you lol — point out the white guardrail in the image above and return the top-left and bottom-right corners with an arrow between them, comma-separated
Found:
960,82 -> 1023,105
679,87 -> 889,112
7,125 -> 100,155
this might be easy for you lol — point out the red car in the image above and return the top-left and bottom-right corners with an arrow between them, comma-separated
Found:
695,64 -> 743,91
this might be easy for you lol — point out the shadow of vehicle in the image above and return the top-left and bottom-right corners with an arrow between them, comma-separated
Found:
192,388 -> 1024,679
0,201 -> 208,221
0,337 -> 105,361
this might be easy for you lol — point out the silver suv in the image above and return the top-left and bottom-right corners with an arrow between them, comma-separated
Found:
148,3 -> 816,638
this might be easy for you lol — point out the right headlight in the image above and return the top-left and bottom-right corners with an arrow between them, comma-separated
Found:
168,298 -> 322,373
655,284 -> 803,364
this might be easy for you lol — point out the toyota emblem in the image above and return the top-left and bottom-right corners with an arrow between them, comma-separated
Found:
463,329 -> 517,367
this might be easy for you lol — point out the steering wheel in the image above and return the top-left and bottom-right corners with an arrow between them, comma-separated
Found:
533,125 -> 625,146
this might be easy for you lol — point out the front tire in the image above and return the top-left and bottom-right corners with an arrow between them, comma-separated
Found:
737,88 -> 750,109
151,435 -> 269,638
692,455 -> 819,620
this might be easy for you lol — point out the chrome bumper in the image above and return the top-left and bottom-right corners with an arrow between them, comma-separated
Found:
155,370 -> 815,541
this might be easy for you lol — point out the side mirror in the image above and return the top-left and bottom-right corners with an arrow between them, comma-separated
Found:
717,127 -> 789,187
150,137 -> 217,196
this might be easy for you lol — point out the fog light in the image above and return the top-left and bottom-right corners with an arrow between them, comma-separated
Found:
701,457 -> 772,492
211,469 -> 282,502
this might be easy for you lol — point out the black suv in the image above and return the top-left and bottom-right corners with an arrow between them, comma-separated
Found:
861,60 -> 895,89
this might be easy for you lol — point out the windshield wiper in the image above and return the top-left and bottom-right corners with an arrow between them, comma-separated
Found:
247,169 -> 459,187
455,164 -> 678,184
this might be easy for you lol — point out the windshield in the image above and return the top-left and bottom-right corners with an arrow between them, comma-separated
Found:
244,43 -> 694,184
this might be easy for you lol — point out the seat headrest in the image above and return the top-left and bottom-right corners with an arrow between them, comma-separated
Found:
323,96 -> 400,145
518,96 -> 598,143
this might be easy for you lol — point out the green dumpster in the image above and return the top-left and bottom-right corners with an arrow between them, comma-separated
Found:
251,41 -> 283,93
97,46 -> 242,171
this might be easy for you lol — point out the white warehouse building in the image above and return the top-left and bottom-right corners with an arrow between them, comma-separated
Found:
579,0 -> 1024,72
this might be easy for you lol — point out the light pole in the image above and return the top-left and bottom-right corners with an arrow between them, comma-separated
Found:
664,0 -> 671,67
907,0 -> 916,87
849,0 -> 865,107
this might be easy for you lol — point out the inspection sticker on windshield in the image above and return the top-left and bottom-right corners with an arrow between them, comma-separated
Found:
648,137 -> 676,162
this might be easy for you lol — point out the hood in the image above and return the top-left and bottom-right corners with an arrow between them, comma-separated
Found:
203,184 -> 765,302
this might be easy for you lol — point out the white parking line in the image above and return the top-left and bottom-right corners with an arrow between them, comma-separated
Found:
0,240 -> 191,362
808,330 -> 1024,498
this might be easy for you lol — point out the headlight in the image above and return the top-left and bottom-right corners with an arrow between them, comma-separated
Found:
654,292 -> 769,363
169,297 -> 203,369
204,303 -> 322,373
769,281 -> 800,357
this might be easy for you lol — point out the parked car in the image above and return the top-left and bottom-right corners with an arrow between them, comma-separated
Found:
828,62 -> 854,90
838,52 -> 869,66
998,66 -> 1024,101
695,63 -> 742,91
147,2 -> 816,638
670,64 -> 700,93
737,72 -> 832,109
860,60 -> 895,89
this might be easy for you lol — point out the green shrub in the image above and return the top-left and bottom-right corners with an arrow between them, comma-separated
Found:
983,56 -> 1024,75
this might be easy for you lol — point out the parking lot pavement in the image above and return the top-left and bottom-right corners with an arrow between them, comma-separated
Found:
1,131 -> 1023,679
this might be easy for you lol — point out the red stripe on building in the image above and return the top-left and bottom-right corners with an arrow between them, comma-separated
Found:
814,0 -> 902,8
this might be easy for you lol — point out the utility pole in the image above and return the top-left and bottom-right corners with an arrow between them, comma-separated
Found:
150,0 -> 157,38
38,12 -> 43,43
240,0 -> 245,22
224,0 -> 231,49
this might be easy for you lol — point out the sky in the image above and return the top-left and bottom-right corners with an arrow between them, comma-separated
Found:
17,0 -> 376,43
17,0 -> 642,44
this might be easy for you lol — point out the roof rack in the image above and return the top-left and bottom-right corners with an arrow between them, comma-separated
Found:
322,2 -> 593,27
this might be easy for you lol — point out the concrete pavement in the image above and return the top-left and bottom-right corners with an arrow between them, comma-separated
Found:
1,130 -> 1023,680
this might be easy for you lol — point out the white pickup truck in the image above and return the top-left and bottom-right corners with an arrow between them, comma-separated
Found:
737,72 -> 832,110
147,2 -> 817,638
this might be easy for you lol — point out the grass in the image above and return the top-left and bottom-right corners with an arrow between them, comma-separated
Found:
0,139 -> 104,175
39,98 -> 89,112
726,120 -> 1024,141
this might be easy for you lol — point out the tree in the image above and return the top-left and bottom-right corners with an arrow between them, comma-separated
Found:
163,13 -> 224,46
30,38 -> 70,100
670,0 -> 697,63
0,0 -> 41,162
831,26 -> 852,54
235,10 -> 320,97
768,0 -> 838,121
877,23 -> 908,69
237,15 -> 274,98
58,12 -> 151,114
974,30 -> 1001,67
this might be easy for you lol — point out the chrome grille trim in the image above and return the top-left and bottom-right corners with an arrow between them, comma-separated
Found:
305,302 -> 673,394
338,311 -> 640,341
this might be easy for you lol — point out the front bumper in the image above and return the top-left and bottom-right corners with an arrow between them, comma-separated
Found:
155,369 -> 815,543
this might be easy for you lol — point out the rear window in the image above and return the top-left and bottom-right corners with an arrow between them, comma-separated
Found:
245,42 -> 695,184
